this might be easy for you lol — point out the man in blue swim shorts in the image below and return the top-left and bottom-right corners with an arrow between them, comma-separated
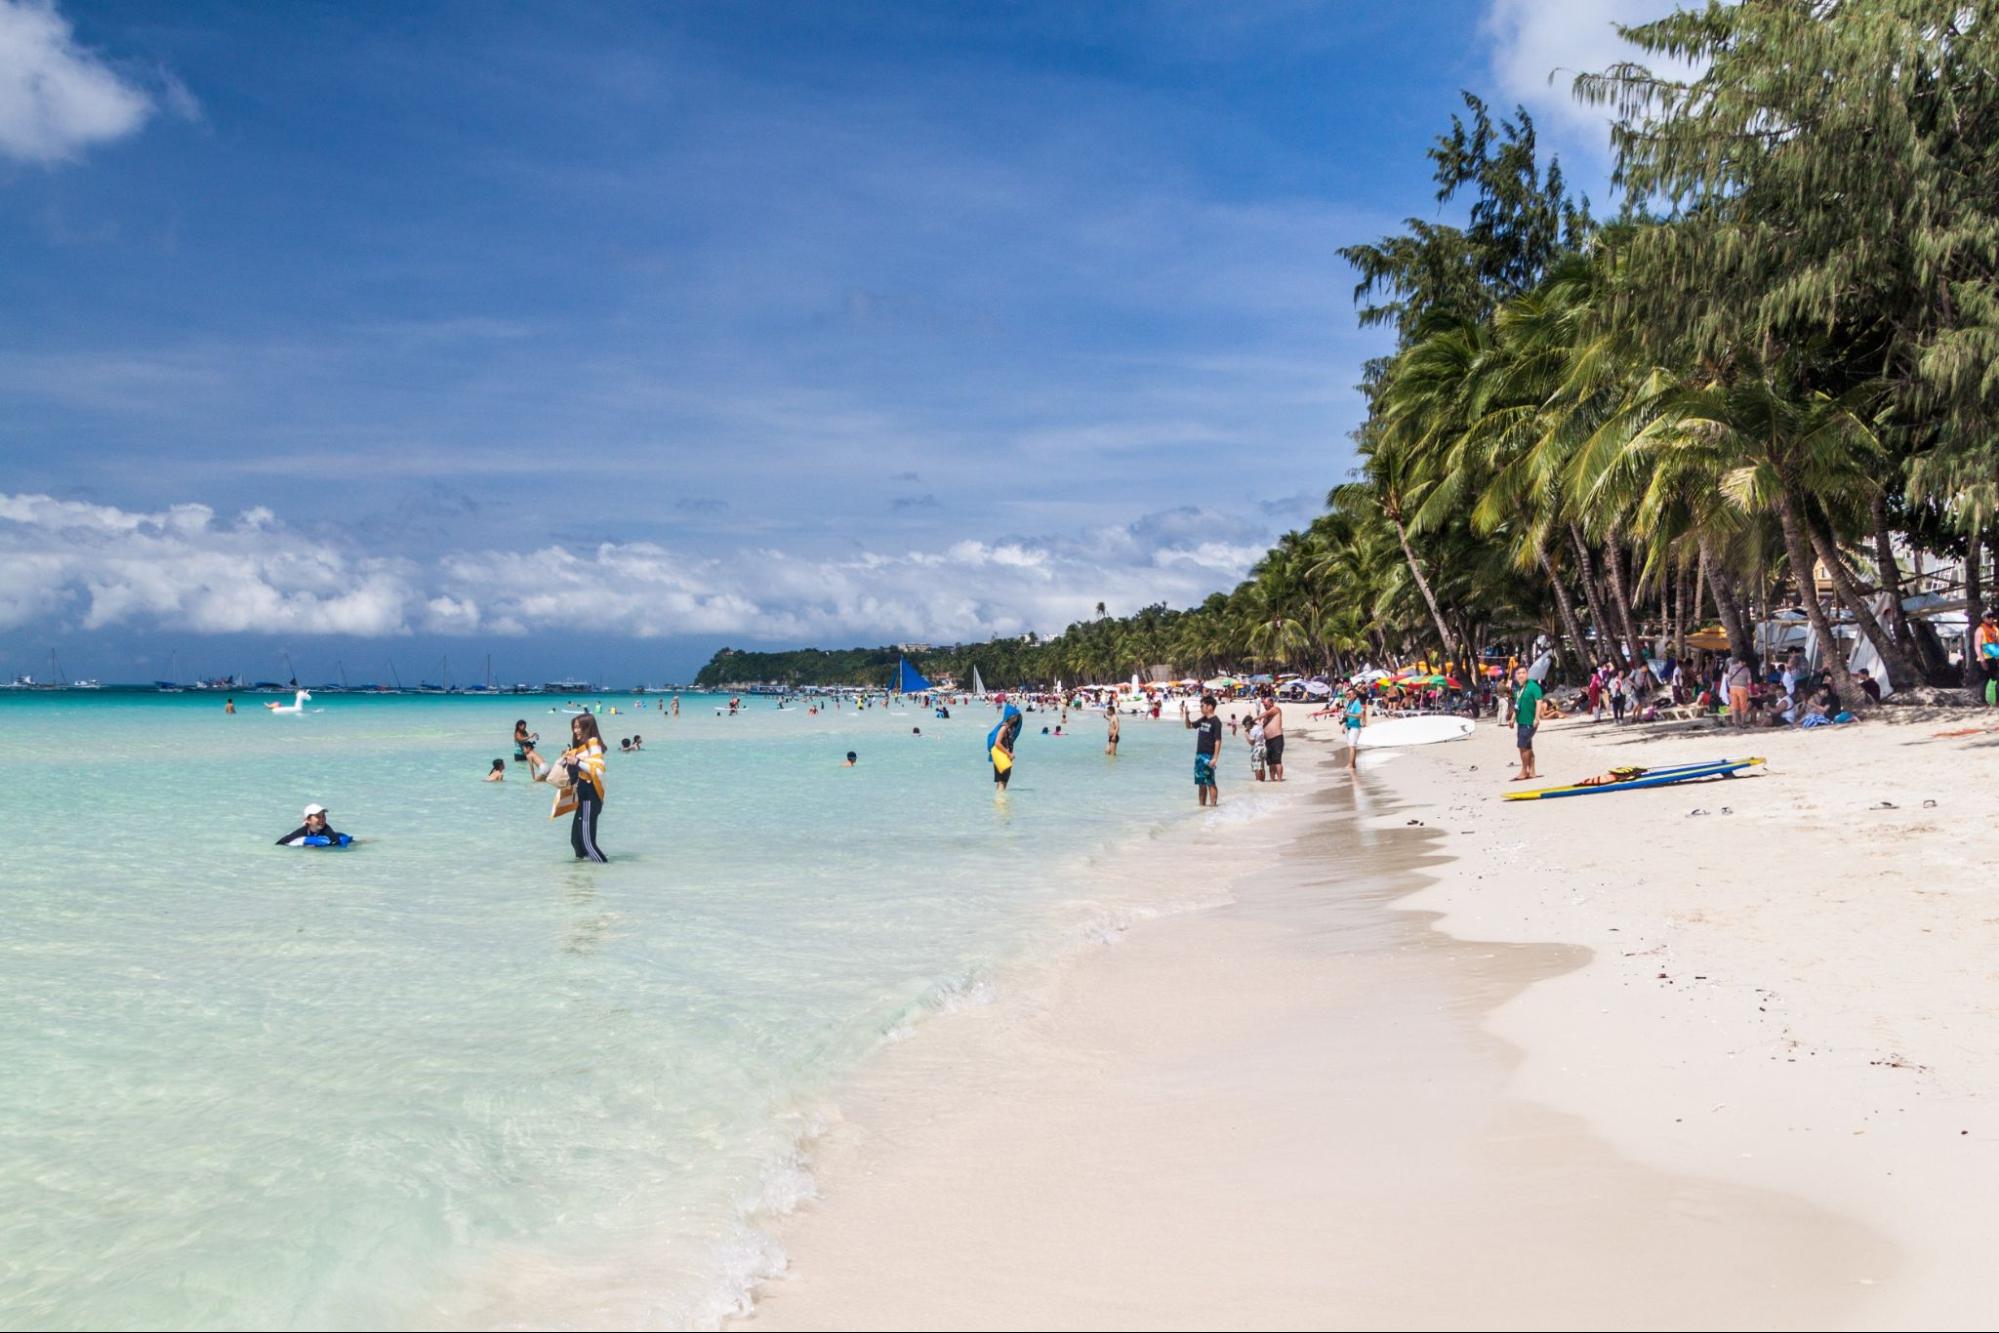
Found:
1185,693 -> 1224,807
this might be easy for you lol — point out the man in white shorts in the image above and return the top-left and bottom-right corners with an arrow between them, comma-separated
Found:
1340,684 -> 1368,771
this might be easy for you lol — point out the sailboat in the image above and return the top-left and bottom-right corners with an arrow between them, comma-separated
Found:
155,649 -> 184,692
895,656 -> 933,695
971,664 -> 986,698
463,654 -> 497,694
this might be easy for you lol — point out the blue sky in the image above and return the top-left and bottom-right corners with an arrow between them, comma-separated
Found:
0,0 -> 1659,684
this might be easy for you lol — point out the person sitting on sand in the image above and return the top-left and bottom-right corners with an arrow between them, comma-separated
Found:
1855,669 -> 1882,705
275,803 -> 344,846
486,759 -> 506,782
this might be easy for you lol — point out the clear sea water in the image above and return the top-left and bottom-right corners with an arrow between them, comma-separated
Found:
0,690 -> 1278,1330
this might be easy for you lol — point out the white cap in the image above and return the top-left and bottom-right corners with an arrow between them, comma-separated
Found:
303,803 -> 326,817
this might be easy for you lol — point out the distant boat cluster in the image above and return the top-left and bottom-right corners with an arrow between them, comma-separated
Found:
5,650 -> 686,696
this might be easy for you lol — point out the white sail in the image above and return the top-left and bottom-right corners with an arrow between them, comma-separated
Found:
972,665 -> 986,697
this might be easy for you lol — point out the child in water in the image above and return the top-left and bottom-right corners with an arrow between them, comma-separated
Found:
486,759 -> 505,782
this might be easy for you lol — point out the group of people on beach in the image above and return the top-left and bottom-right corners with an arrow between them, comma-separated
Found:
1181,687 -> 1290,805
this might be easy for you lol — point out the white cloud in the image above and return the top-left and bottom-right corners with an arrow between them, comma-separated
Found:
0,0 -> 160,164
1484,0 -> 1699,162
0,492 -> 1272,645
0,493 -> 418,635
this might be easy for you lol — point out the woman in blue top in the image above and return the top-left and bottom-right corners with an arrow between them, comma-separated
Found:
1341,686 -> 1368,772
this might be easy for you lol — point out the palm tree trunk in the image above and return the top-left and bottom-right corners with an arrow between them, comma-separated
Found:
1569,524 -> 1623,669
1776,487 -> 1860,706
1701,541 -> 1754,662
1672,556 -> 1690,665
1539,542 -> 1589,676
1602,527 -> 1647,666
1390,514 -> 1457,663
1870,493 -> 1918,660
1805,516 -> 1922,692
1691,549 -> 1708,634
1966,536 -> 1985,696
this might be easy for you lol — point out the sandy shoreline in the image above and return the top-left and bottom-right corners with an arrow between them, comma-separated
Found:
727,702 -> 1999,1329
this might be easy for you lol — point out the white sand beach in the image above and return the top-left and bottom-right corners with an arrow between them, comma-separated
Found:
735,706 -> 1999,1330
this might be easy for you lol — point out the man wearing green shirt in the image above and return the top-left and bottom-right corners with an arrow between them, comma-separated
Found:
1511,664 -> 1543,782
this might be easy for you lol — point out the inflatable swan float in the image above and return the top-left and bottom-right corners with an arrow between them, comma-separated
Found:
265,689 -> 312,715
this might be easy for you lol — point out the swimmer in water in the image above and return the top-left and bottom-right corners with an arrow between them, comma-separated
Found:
844,751 -> 858,767
275,803 -> 344,846
224,698 -> 235,714
513,720 -> 544,777
486,759 -> 506,782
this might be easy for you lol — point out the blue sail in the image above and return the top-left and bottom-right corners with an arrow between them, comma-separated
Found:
896,657 -> 933,693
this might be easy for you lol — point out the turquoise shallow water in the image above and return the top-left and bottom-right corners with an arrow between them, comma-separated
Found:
0,691 -> 1273,1330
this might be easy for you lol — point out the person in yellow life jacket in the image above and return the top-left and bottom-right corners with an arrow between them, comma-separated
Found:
1979,607 -> 1999,705
551,713 -> 609,862
989,705 -> 1022,792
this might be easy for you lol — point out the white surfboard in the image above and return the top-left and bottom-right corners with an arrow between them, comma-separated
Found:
1353,715 -> 1477,749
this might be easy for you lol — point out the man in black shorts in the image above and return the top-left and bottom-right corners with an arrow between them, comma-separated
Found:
1257,688 -> 1285,781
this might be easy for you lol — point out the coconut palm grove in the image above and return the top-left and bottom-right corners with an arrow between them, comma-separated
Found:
700,2 -> 1999,704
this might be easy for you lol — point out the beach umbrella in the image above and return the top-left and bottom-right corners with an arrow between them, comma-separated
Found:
1304,680 -> 1332,696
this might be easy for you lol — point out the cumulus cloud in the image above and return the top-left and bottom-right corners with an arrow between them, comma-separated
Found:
0,0 -> 163,164
0,492 -> 1273,646
1484,0 -> 1699,162
0,494 -> 418,635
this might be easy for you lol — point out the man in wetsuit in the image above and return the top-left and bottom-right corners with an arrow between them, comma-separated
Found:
275,803 -> 345,846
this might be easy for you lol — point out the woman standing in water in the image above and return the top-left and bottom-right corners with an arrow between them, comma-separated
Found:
556,714 -> 609,862
513,719 -> 543,776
